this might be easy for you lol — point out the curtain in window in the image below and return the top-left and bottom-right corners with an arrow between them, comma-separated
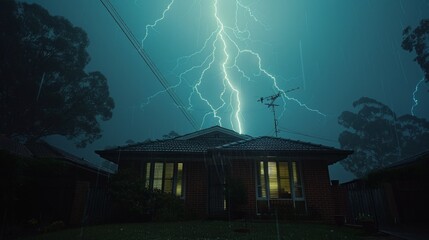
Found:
145,162 -> 184,197
257,160 -> 303,200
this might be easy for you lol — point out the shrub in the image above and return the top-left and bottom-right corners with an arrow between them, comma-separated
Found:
109,170 -> 185,222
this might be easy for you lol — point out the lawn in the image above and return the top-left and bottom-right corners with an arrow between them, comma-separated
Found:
19,221 -> 368,240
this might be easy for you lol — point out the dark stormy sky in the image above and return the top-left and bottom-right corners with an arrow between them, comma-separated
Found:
23,0 -> 429,182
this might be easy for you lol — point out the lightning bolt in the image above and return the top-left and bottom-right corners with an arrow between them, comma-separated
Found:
411,78 -> 424,116
141,0 -> 174,47
141,0 -> 325,134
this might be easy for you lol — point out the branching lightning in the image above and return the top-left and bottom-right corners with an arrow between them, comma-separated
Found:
141,0 -> 174,47
141,0 -> 325,134
411,78 -> 424,116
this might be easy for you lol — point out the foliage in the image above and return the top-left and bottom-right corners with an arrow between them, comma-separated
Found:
1,153 -> 77,238
0,0 -> 114,147
108,169 -> 184,222
338,97 -> 429,177
108,169 -> 149,218
150,190 -> 185,221
162,130 -> 180,139
402,18 -> 429,85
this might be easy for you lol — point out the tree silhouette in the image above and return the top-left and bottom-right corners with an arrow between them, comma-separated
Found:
338,97 -> 429,178
0,1 -> 114,147
162,131 -> 180,139
402,18 -> 429,85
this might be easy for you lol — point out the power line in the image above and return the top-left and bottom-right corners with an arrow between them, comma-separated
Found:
278,126 -> 338,143
99,0 -> 198,130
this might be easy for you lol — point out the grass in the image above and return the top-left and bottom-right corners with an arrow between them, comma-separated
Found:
19,221 -> 366,240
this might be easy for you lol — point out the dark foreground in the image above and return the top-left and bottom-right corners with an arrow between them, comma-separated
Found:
16,221 -> 401,240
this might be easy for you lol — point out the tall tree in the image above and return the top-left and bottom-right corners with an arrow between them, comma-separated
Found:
338,97 -> 429,178
0,1 -> 114,147
402,19 -> 429,84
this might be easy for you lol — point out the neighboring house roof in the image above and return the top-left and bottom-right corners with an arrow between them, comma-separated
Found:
0,135 -> 116,174
27,141 -> 116,174
0,135 -> 33,158
384,150 -> 429,170
96,126 -> 352,164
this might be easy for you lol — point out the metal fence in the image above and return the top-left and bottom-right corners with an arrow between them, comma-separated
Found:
343,180 -> 391,228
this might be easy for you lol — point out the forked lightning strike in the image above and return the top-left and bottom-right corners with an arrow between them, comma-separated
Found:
141,0 -> 325,134
141,0 -> 174,47
411,78 -> 424,116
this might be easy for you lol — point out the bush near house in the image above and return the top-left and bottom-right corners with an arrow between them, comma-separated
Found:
108,169 -> 185,222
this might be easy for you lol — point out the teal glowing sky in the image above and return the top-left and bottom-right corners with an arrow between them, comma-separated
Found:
23,0 -> 429,182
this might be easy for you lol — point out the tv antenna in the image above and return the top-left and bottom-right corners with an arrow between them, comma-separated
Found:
258,87 -> 299,137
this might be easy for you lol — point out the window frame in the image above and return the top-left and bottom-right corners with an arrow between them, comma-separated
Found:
256,160 -> 305,201
144,161 -> 185,198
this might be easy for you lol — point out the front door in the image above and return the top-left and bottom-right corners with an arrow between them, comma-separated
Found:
208,164 -> 226,217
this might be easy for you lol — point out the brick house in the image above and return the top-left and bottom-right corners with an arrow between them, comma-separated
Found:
0,136 -> 115,232
96,126 -> 352,221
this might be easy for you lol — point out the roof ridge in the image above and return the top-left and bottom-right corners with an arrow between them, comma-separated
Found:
216,136 -> 262,149
176,125 -> 248,140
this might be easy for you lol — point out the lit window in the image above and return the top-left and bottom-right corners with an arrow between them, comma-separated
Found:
278,162 -> 291,198
257,161 -> 266,198
153,163 -> 163,190
176,163 -> 183,197
268,162 -> 278,198
163,163 -> 174,193
145,162 -> 184,197
257,160 -> 303,200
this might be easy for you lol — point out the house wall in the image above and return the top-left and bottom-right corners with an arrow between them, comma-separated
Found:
183,159 -> 257,218
301,159 -> 335,222
184,161 -> 208,218
117,157 -> 336,222
229,159 -> 256,217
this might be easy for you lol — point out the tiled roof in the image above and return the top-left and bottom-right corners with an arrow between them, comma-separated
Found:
96,126 -> 352,164
118,139 -> 228,153
107,125 -> 250,154
176,125 -> 249,140
0,135 -> 33,158
217,136 -> 344,152
109,136 -> 345,154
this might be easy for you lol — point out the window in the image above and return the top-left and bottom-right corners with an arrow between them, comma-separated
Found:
257,161 -> 266,198
256,160 -> 303,200
144,162 -> 184,197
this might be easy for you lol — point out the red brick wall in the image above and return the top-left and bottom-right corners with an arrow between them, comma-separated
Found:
184,161 -> 208,218
301,160 -> 335,222
229,159 -> 256,216
183,159 -> 257,218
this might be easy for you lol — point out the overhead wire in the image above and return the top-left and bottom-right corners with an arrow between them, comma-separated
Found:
278,126 -> 338,143
99,0 -> 198,130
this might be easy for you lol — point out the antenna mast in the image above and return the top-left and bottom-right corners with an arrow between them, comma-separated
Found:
258,87 -> 299,137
